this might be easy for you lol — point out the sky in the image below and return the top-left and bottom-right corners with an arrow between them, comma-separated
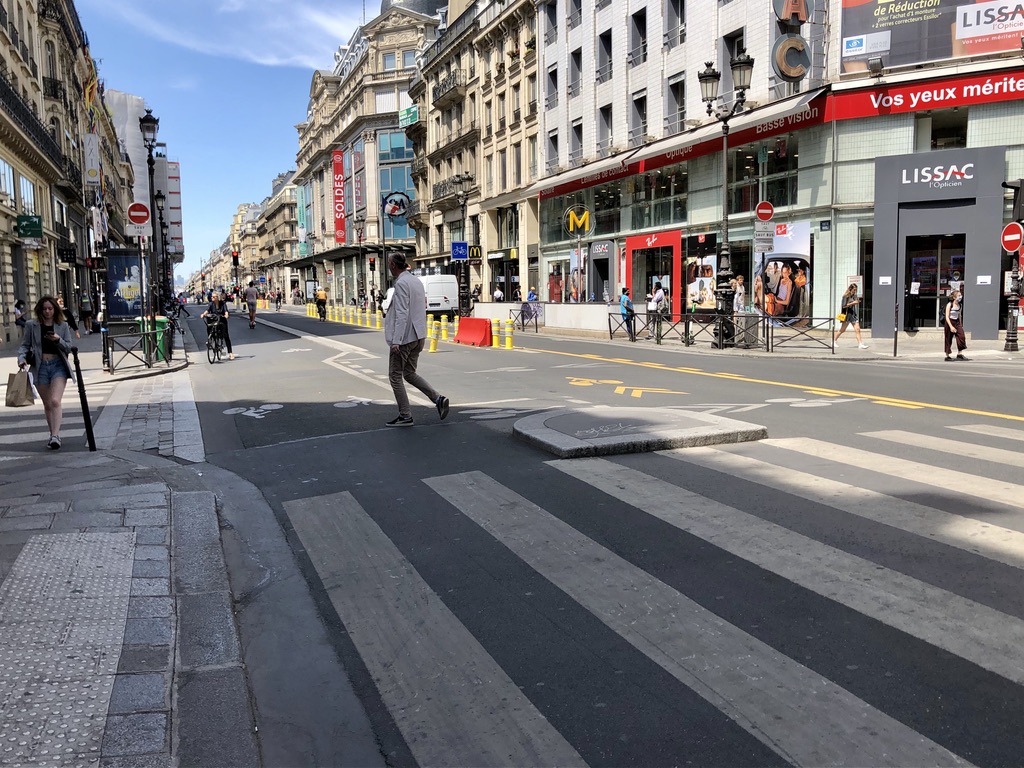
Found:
75,0 -> 368,281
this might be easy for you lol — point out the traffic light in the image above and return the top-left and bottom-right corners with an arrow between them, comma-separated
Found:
1003,180 -> 1024,222
368,256 -> 376,272
231,250 -> 239,267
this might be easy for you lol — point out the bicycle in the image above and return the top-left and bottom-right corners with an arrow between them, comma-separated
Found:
316,300 -> 327,321
205,316 -> 225,363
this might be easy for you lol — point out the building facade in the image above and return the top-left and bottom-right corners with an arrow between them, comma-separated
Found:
1,0 -> 135,348
290,1 -> 441,307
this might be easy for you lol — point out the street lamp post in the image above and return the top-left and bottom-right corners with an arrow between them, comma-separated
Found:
455,172 -> 474,315
354,213 -> 369,311
139,108 -> 160,364
698,50 -> 754,349
154,189 -> 169,305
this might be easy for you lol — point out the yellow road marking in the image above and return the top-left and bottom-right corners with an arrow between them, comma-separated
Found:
533,348 -> 1024,422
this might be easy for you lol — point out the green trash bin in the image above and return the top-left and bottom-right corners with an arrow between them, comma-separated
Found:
135,316 -> 170,361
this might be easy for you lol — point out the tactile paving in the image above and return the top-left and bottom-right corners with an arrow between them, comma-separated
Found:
0,532 -> 134,766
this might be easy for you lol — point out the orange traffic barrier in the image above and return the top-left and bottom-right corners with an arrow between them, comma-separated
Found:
453,317 -> 492,346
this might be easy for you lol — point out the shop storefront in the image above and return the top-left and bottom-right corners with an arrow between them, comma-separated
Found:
487,247 -> 518,299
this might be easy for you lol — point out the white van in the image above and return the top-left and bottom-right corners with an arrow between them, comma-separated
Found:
417,274 -> 460,320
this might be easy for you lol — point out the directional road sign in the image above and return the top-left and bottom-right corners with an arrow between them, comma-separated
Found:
452,241 -> 469,261
1001,221 -> 1024,253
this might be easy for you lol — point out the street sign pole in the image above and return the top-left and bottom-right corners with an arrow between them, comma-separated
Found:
1001,222 -> 1024,352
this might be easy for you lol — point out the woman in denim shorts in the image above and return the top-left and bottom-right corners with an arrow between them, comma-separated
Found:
17,296 -> 75,450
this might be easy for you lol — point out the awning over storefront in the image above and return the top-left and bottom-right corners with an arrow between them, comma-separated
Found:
532,153 -> 638,200
284,242 -> 415,270
630,87 -> 828,173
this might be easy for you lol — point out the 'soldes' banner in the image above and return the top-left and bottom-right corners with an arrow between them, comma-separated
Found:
841,0 -> 1024,71
332,150 -> 346,245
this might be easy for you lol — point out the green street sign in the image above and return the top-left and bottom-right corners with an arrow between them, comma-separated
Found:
16,215 -> 42,238
398,105 -> 419,128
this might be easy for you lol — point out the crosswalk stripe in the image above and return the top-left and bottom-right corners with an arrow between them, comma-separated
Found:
863,429 -> 1024,466
949,423 -> 1024,442
0,429 -> 84,445
425,470 -> 967,768
548,458 -> 1024,689
0,419 -> 87,430
284,491 -> 586,768
765,437 -> 1024,510
665,446 -> 1024,571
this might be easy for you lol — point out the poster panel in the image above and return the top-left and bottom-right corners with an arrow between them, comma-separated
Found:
105,251 -> 143,320
754,221 -> 812,323
841,0 -> 1024,72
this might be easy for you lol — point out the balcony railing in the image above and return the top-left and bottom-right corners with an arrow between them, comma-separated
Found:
544,27 -> 557,45
546,157 -> 561,173
61,155 -> 82,195
411,157 -> 428,176
569,147 -> 583,163
512,107 -> 521,123
567,9 -> 582,29
529,100 -> 537,115
0,5 -> 7,32
19,40 -> 27,63
596,62 -> 613,84
627,41 -> 649,67
596,0 -> 611,8
8,22 -> 17,48
0,71 -> 63,168
664,113 -> 686,135
545,92 -> 559,109
628,123 -> 648,147
432,69 -> 467,107
43,76 -> 64,100
664,23 -> 686,50
567,80 -> 581,98
597,136 -> 613,157
499,116 -> 506,131
431,175 -> 469,201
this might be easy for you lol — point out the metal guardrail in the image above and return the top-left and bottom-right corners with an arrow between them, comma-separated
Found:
104,329 -> 168,373
509,304 -> 542,332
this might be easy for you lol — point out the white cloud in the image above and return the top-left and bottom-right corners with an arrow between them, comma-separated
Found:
79,0 -> 365,69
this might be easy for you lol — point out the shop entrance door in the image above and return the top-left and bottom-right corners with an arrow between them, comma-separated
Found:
905,234 -> 965,328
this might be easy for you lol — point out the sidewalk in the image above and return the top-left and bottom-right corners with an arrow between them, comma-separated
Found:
0,325 -> 256,767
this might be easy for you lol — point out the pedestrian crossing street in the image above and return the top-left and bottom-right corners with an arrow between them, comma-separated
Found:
0,377 -> 114,450
286,424 -> 1024,767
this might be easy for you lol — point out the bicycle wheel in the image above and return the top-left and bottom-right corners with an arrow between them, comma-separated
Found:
207,337 -> 216,364
215,338 -> 223,362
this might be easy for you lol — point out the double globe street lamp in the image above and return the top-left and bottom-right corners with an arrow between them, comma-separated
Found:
139,108 -> 160,363
453,172 -> 475,315
698,50 -> 754,347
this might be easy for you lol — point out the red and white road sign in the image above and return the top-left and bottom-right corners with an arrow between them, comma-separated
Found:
1001,221 -> 1024,252
127,202 -> 150,225
755,201 -> 775,222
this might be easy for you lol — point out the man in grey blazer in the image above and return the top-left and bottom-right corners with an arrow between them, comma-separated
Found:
383,253 -> 449,427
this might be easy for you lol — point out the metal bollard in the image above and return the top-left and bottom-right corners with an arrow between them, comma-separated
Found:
491,318 -> 500,347
504,318 -> 514,349
429,321 -> 439,352
440,316 -> 449,341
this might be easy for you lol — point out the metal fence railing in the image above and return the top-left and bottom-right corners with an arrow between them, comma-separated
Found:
607,311 -> 836,353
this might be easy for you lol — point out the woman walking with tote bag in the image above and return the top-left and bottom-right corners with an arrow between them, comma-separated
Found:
16,296 -> 76,449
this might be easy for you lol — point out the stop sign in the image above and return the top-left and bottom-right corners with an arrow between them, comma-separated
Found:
1001,221 -> 1024,252
127,202 -> 150,225
755,201 -> 774,222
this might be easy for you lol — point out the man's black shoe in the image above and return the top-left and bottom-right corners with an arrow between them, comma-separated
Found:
386,415 -> 414,427
436,396 -> 450,420
956,354 -> 970,361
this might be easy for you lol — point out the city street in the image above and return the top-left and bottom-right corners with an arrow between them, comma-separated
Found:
181,307 -> 1024,767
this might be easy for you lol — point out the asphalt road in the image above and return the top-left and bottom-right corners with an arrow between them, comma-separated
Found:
185,307 -> 1024,767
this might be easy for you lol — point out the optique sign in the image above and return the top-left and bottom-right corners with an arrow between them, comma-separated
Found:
772,0 -> 814,84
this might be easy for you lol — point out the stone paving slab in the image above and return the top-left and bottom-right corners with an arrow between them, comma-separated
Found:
513,406 -> 768,458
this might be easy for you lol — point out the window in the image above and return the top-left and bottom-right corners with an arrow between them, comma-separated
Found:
569,49 -> 582,97
629,92 -> 647,147
44,41 -> 56,79
546,68 -> 559,109
528,136 -> 538,177
378,130 -> 413,162
915,108 -> 968,151
403,50 -> 416,68
382,52 -> 397,70
378,166 -> 414,239
19,175 -> 35,215
722,31 -> 745,99
486,154 -> 494,195
665,0 -> 686,49
666,73 -> 685,134
497,206 -> 519,248
568,0 -> 582,29
547,130 -> 559,172
597,31 -> 613,83
513,142 -> 523,186
629,10 -> 648,67
0,156 -> 14,197
570,121 -> 583,162
598,105 -> 613,155
53,198 -> 67,226
499,149 -> 507,190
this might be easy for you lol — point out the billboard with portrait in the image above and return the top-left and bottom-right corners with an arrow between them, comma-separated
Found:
841,0 -> 1024,72
105,251 -> 143,320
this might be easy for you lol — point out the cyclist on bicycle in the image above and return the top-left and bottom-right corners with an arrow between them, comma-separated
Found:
274,289 -> 282,311
200,292 -> 234,360
315,285 -> 328,321
243,282 -> 260,329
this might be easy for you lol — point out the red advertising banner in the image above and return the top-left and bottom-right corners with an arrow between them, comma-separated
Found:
332,150 -> 346,245
828,68 -> 1024,120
